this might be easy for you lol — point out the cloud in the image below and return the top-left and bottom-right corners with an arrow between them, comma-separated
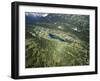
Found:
42,14 -> 48,17
25,12 -> 48,17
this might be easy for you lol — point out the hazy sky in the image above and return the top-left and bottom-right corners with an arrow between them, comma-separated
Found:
25,12 -> 48,17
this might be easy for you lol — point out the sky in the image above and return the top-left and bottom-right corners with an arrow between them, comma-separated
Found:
25,12 -> 48,17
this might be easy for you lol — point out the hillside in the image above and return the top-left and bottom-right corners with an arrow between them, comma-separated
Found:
25,12 -> 89,68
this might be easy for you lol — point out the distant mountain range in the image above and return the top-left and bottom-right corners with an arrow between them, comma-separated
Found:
25,13 -> 71,24
25,13 -> 89,33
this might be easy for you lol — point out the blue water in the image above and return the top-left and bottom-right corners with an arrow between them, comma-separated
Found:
48,33 -> 65,42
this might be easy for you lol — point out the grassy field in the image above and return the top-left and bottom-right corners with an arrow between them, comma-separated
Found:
25,23 -> 89,68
